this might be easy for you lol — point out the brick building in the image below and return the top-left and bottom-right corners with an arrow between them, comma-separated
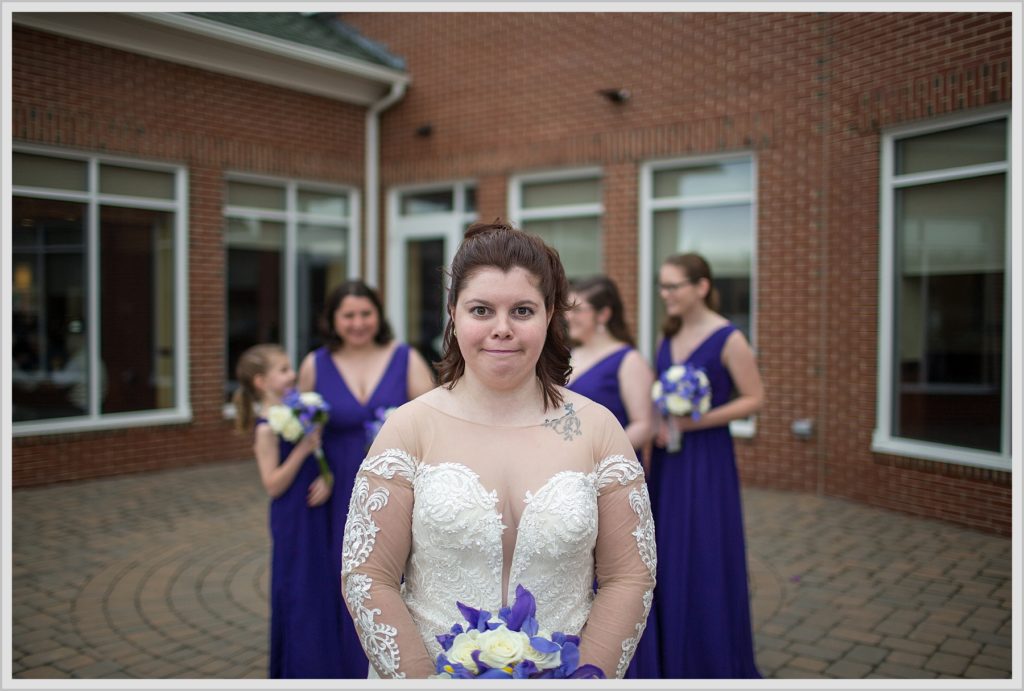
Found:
8,11 -> 1014,535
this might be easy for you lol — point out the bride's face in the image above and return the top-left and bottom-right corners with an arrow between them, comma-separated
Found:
452,266 -> 550,391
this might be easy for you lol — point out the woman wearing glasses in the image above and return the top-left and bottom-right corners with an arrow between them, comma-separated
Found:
642,252 -> 765,678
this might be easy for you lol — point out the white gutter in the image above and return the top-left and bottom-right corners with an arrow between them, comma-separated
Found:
364,80 -> 407,288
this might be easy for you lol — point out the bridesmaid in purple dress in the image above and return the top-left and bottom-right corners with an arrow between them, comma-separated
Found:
232,344 -> 339,678
649,253 -> 765,678
565,276 -> 659,678
298,281 -> 434,678
565,275 -> 654,453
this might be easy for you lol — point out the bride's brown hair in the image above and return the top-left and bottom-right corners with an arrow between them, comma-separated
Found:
434,221 -> 572,411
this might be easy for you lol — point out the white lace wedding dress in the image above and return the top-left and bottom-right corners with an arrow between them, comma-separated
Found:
340,390 -> 656,678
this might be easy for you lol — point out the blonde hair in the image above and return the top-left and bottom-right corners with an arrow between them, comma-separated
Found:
232,343 -> 287,433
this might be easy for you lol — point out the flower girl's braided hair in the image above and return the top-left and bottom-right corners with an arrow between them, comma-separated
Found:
435,220 -> 572,412
232,343 -> 286,433
660,252 -> 721,338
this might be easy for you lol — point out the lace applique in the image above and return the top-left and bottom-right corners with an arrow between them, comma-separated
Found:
543,402 -> 582,441
594,454 -> 643,489
508,471 -> 598,634
340,466 -> 407,678
345,573 -> 404,679
362,448 -> 418,481
615,483 -> 657,678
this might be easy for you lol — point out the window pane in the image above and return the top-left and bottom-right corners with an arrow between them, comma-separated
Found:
653,160 -> 752,198
225,218 -> 284,401
226,181 -> 286,210
522,216 -> 602,282
896,119 -> 1007,175
405,238 -> 447,367
296,223 -> 348,358
100,164 -> 175,199
13,152 -> 87,191
401,189 -> 454,215
298,189 -> 349,217
99,206 -> 175,413
521,178 -> 600,208
12,197 -> 89,422
464,187 -> 477,213
653,205 -> 753,339
894,174 -> 1005,451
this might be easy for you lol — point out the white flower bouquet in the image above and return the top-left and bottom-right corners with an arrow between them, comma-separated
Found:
651,364 -> 711,452
266,389 -> 333,487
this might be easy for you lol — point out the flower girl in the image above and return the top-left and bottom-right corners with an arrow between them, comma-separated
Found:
232,343 -> 344,678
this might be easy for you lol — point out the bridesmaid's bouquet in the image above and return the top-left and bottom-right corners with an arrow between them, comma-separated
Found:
651,364 -> 711,452
363,405 -> 397,451
431,584 -> 606,679
267,389 -> 333,488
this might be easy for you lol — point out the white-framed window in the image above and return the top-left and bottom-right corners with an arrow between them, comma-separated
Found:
387,181 -> 477,366
509,168 -> 603,281
224,175 -> 359,401
12,146 -> 190,436
874,109 -> 1010,470
638,153 -> 757,437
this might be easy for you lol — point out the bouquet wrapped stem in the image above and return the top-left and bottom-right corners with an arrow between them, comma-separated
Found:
665,415 -> 682,454
313,447 -> 333,488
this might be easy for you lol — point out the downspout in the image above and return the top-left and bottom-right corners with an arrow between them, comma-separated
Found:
364,80 -> 407,288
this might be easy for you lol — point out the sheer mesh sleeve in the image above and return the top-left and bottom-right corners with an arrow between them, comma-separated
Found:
340,411 -> 435,678
578,408 -> 657,678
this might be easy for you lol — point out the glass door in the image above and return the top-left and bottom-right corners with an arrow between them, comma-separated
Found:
387,182 -> 477,371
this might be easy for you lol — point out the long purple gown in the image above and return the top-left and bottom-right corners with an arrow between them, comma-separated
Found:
567,345 -> 661,678
259,419 -> 345,678
645,323 -> 760,678
314,343 -> 411,678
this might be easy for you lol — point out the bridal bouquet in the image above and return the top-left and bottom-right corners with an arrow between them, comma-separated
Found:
363,405 -> 397,451
266,389 -> 333,487
431,584 -> 606,679
651,364 -> 711,452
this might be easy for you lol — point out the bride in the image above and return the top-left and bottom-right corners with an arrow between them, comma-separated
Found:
340,221 -> 656,678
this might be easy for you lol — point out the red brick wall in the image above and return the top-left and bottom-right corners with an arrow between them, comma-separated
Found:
11,14 -> 1012,535
342,11 -> 1012,534
12,27 -> 367,486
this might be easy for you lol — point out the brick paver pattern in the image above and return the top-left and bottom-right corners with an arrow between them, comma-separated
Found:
11,461 -> 1012,679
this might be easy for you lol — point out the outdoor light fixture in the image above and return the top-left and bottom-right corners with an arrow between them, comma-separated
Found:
415,123 -> 433,137
598,88 -> 630,104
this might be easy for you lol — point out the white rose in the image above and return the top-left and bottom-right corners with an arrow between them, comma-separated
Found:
699,396 -> 711,415
522,631 -> 561,671
281,417 -> 304,442
650,380 -> 663,402
266,406 -> 292,434
665,366 -> 685,383
446,630 -> 482,674
665,394 -> 692,417
476,626 -> 530,670
299,392 -> 324,407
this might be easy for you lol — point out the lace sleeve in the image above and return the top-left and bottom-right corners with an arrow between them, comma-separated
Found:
340,448 -> 435,678
580,453 -> 657,678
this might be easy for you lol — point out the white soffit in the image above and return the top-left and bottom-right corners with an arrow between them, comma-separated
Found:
13,12 -> 408,106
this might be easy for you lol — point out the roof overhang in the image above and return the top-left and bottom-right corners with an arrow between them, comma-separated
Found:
12,11 -> 409,106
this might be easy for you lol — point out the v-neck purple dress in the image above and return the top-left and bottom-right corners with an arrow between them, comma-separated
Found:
260,418 -> 346,678
640,324 -> 760,678
566,345 -> 632,428
314,343 -> 411,678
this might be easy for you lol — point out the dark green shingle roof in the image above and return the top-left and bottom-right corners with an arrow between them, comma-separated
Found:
188,12 -> 405,71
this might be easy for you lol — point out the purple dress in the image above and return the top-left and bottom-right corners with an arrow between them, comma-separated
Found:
566,345 -> 632,429
259,418 -> 345,678
567,345 -> 662,678
314,343 -> 411,678
643,324 -> 760,678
